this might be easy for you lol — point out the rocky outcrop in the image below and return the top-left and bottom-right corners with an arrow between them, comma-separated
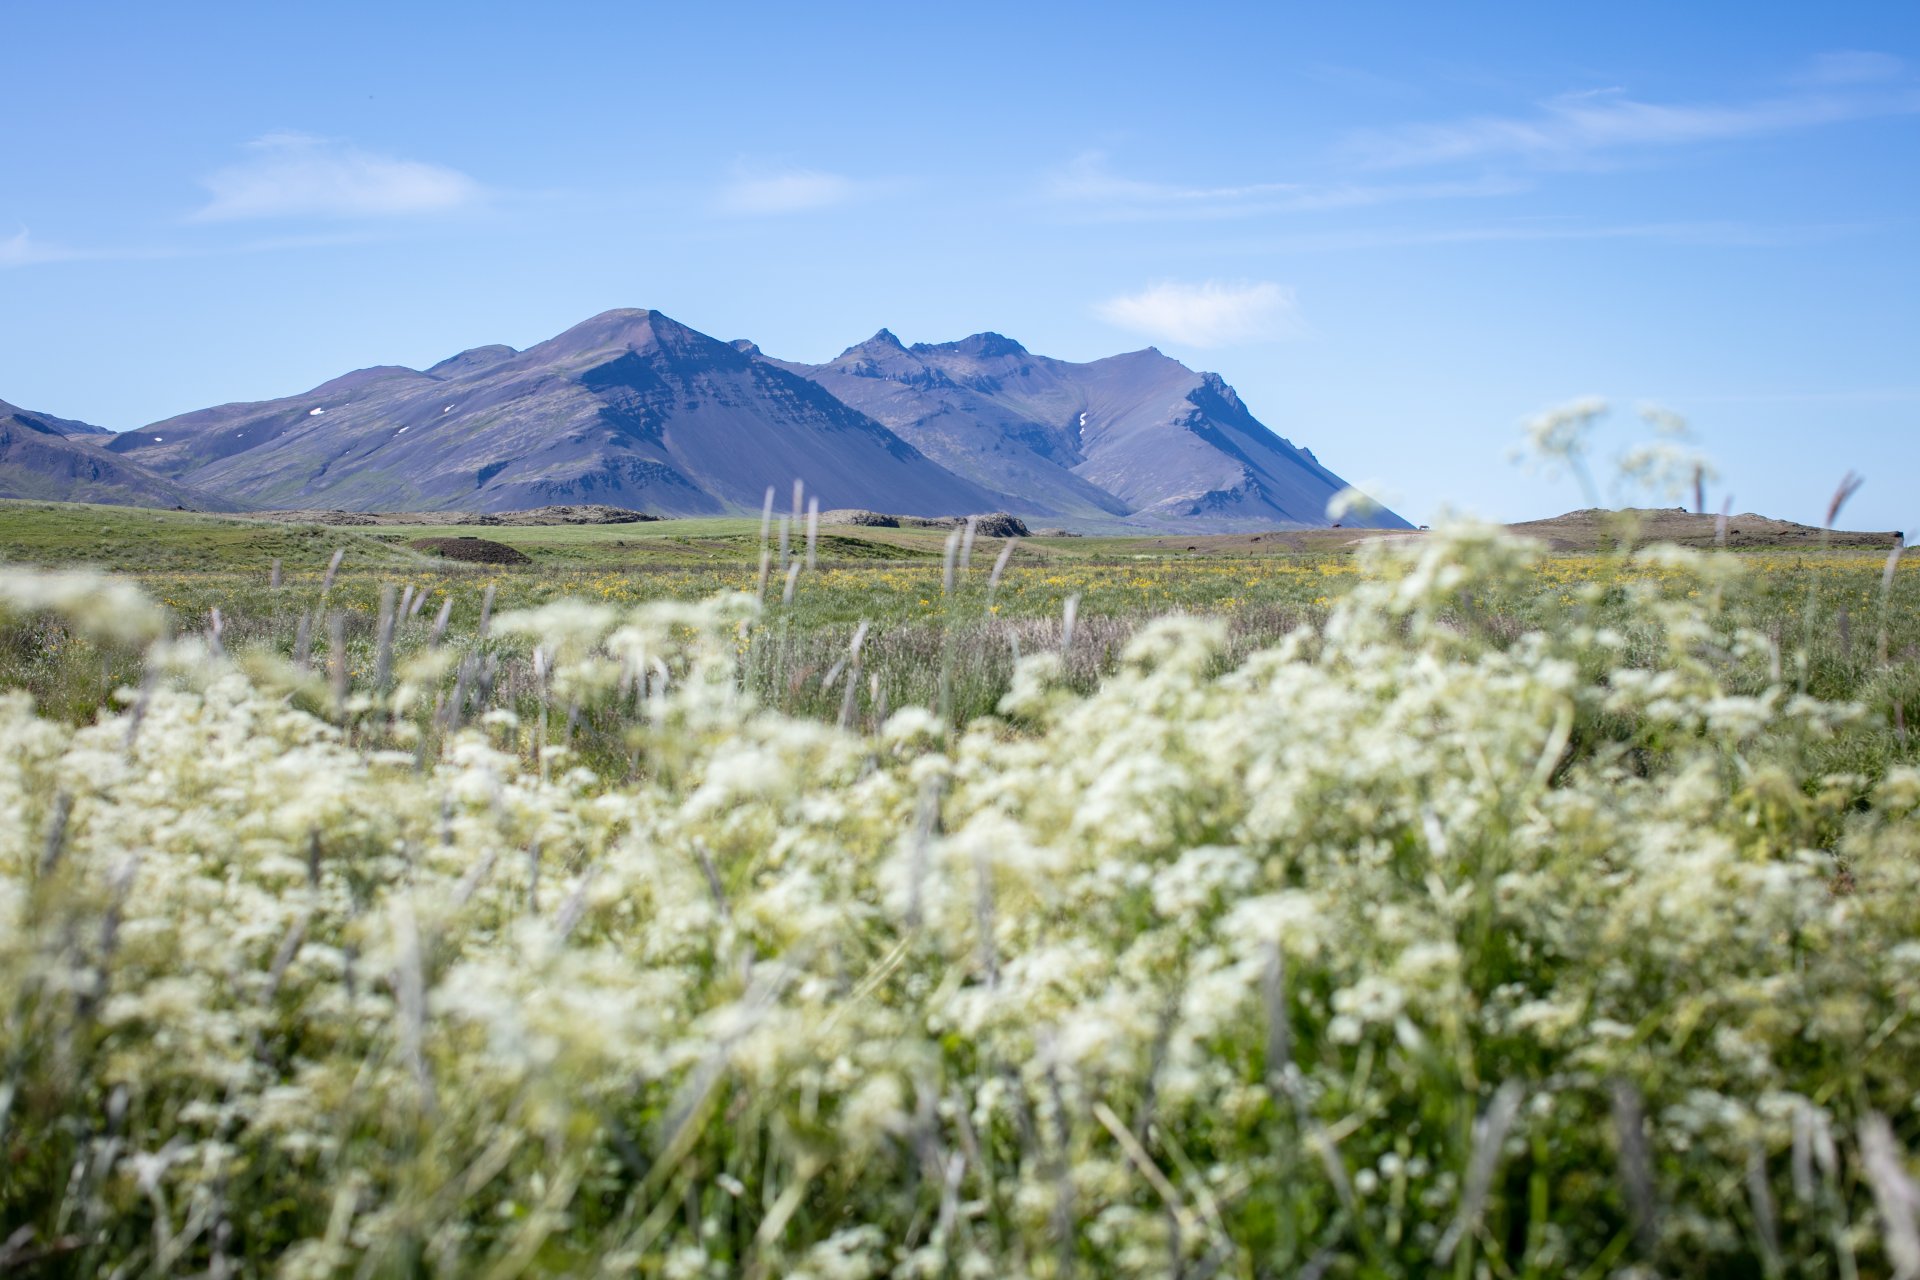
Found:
819,509 -> 1030,536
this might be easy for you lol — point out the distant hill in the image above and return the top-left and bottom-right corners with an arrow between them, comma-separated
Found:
0,399 -> 239,511
0,398 -> 113,438
15,309 -> 1407,530
1509,506 -> 1902,551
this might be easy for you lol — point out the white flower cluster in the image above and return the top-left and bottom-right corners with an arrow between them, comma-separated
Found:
2,533 -> 1917,1278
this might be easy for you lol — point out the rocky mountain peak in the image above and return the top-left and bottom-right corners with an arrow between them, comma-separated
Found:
912,332 -> 1028,360
836,328 -> 912,361
523,308 -> 745,371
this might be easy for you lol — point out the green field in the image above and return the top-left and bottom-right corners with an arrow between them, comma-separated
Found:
0,501 -> 1418,728
1,498 -> 1913,732
0,500 -> 1385,570
3,497 -> 1920,1278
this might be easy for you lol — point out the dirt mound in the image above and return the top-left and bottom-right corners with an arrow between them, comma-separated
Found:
407,536 -> 532,565
248,505 -> 655,527
818,510 -> 1030,537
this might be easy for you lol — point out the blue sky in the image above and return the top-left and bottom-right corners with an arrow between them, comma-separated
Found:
3,0 -> 1916,530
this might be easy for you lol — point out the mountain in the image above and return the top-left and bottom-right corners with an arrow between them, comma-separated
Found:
20,308 -> 1404,529
103,310 -> 1003,517
0,398 -> 113,438
770,331 -> 1409,530
0,399 -> 239,510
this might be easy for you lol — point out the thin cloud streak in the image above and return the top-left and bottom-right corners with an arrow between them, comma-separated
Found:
1232,218 -> 1877,254
192,133 -> 484,221
1048,151 -> 1301,206
1347,78 -> 1920,169
2,226 -> 395,270
1661,388 -> 1920,406
1047,151 -> 1524,220
717,166 -> 870,215
1096,279 -> 1300,348
1793,51 -> 1907,87
1,230 -> 81,268
1,229 -> 203,269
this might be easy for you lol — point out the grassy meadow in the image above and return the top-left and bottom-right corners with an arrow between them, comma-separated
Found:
3,499 -> 1914,735
0,501 -> 1405,732
3,494 -> 1920,1278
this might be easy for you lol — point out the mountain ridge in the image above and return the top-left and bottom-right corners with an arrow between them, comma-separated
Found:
772,327 -> 1396,530
11,309 -> 1407,530
0,399 -> 241,510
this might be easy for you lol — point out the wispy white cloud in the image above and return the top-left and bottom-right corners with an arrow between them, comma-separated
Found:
1657,387 -> 1920,406
191,133 -> 483,221
1096,280 -> 1300,348
1047,150 -> 1522,220
1241,218 -> 1871,253
0,229 -> 75,268
1347,75 -> 1920,169
1794,51 -> 1906,86
717,166 -> 866,215
2,224 -> 395,270
1048,151 -> 1300,208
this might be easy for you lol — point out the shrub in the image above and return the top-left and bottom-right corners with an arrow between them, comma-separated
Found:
1,525 -> 1917,1278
